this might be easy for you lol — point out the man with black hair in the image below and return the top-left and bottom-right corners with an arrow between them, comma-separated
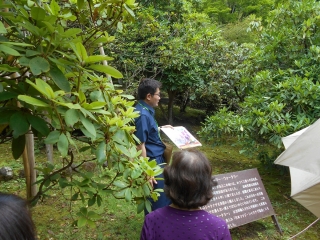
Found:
134,78 -> 171,213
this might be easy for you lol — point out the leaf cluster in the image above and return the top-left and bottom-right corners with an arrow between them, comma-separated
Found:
0,0 -> 162,227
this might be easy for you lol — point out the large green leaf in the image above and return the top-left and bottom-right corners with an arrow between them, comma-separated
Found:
52,100 -> 81,109
10,112 -> 29,138
17,22 -> 40,36
57,133 -> 68,157
12,135 -> 26,159
65,109 -> 79,127
88,65 -> 123,79
49,65 -> 71,92
137,201 -> 145,214
0,42 -> 34,47
0,110 -> 15,124
0,44 -> 20,56
29,56 -> 50,75
83,101 -> 106,110
70,42 -> 88,62
112,129 -> 129,146
79,126 -> 95,140
25,79 -> 54,99
19,57 -> 30,67
115,143 -> 131,157
0,92 -> 18,101
31,7 -> 46,21
26,50 -> 41,57
62,28 -> 82,37
79,114 -> 96,138
145,199 -> 152,213
50,0 -> 60,15
0,64 -> 19,72
41,21 -> 55,33
84,55 -> 113,64
44,130 -> 60,144
18,95 -> 49,107
77,216 -> 87,228
96,141 -> 106,164
77,0 -> 85,10
0,22 -> 7,34
125,188 -> 132,202
27,114 -> 50,136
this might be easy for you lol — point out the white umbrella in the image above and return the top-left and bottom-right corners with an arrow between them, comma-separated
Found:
274,119 -> 320,218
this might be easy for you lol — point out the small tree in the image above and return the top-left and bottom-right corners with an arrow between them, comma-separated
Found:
0,0 -> 162,227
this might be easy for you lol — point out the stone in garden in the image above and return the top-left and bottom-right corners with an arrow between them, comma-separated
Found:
81,162 -> 96,172
0,166 -> 14,181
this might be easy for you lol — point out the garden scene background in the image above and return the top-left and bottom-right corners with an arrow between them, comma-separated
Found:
1,0 -> 320,239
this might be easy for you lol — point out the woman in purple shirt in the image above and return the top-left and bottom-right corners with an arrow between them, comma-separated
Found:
140,149 -> 232,240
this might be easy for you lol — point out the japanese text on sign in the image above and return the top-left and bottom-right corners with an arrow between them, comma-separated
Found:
201,168 -> 275,229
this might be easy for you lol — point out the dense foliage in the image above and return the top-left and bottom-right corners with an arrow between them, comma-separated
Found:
200,0 -> 320,156
0,0 -> 163,227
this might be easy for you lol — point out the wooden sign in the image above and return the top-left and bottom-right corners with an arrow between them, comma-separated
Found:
201,168 -> 281,232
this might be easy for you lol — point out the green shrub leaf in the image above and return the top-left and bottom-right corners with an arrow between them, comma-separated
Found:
0,44 -> 20,56
57,133 -> 68,157
79,114 -> 96,138
0,92 -> 18,101
88,64 -> 123,79
31,7 -> 46,21
49,65 -> 71,92
29,56 -> 50,75
96,141 -> 106,164
18,95 -> 49,107
27,114 -> 50,136
77,216 -> 87,228
12,135 -> 26,159
65,109 -> 79,127
10,112 -> 29,138
44,130 -> 60,144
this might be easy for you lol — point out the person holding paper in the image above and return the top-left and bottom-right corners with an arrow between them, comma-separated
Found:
134,78 -> 171,213
140,149 -> 232,240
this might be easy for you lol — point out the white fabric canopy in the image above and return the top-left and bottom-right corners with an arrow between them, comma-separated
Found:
275,119 -> 320,218
275,118 -> 320,176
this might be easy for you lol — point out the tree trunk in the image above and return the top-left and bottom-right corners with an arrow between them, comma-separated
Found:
179,91 -> 190,113
44,116 -> 53,163
167,90 -> 176,125
22,146 -> 31,199
25,130 -> 37,198
158,102 -> 168,122
99,44 -> 113,85
46,144 -> 54,164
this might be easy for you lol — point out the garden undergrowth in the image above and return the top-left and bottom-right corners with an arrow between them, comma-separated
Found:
0,107 -> 319,239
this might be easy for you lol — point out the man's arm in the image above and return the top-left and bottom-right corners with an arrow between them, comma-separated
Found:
137,142 -> 147,157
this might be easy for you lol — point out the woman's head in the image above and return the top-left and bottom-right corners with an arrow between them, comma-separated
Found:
0,193 -> 36,240
164,149 -> 217,209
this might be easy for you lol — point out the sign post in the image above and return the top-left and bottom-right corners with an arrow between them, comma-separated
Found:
202,168 -> 282,234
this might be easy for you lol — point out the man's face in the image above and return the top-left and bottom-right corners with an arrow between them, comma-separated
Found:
146,88 -> 161,107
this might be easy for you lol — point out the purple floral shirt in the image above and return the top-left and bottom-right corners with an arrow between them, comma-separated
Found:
140,206 -> 232,240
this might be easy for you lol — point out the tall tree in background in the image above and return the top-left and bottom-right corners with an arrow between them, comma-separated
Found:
108,7 -> 226,124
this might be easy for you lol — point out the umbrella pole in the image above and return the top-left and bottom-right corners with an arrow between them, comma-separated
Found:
271,215 -> 283,235
288,218 -> 320,239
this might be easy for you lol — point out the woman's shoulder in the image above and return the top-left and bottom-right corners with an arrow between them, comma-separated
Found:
207,211 -> 229,227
